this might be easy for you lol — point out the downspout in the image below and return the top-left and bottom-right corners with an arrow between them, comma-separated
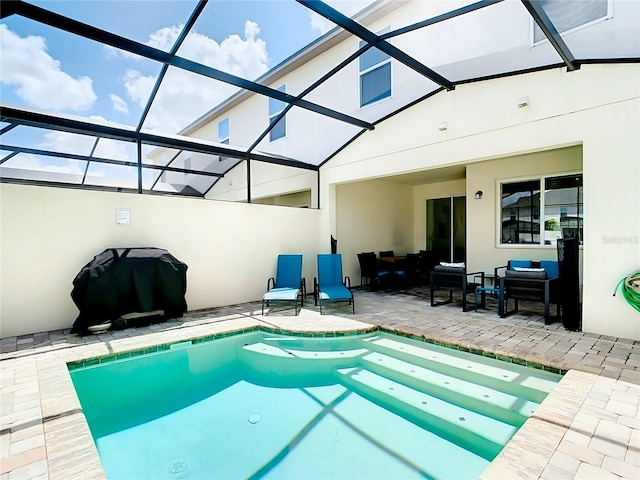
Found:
246,157 -> 251,203
137,140 -> 143,194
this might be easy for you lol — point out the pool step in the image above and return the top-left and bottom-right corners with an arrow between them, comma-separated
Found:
361,335 -> 560,402
242,341 -> 367,360
360,351 -> 539,425
238,342 -> 367,383
337,366 -> 518,460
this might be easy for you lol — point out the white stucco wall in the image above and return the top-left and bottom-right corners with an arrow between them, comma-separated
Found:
465,147 -> 583,274
324,64 -> 639,340
0,184 -> 328,338
207,161 -> 318,207
335,179 -> 414,283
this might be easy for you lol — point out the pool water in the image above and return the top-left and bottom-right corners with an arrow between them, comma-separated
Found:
69,330 -> 562,479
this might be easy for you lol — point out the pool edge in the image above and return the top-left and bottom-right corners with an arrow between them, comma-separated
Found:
48,320 -> 583,480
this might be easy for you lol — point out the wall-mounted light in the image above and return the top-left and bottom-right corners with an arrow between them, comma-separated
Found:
474,190 -> 483,200
517,97 -> 529,108
438,121 -> 448,131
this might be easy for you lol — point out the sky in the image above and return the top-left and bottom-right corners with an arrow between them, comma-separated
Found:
0,0 -> 373,183
1,0 -> 373,136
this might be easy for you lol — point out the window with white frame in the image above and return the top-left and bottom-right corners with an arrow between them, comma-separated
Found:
533,0 -> 611,44
500,173 -> 583,246
218,117 -> 229,161
359,26 -> 392,107
269,84 -> 286,142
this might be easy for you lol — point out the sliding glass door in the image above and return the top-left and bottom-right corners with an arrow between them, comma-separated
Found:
426,196 -> 466,263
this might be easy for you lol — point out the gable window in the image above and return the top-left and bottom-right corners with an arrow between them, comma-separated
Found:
269,84 -> 286,142
218,117 -> 229,161
359,27 -> 392,107
218,117 -> 229,145
533,0 -> 611,44
500,173 -> 583,246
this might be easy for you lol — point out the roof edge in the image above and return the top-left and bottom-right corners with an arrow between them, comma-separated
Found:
179,0 -> 404,136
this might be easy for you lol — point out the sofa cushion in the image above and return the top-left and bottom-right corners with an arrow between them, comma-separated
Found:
434,265 -> 465,274
509,260 -> 532,269
505,269 -> 547,280
540,260 -> 559,279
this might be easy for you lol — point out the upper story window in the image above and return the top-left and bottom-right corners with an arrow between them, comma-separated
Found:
269,84 -> 286,142
533,0 -> 611,44
218,117 -> 229,162
359,26 -> 392,107
500,173 -> 583,246
218,117 -> 229,145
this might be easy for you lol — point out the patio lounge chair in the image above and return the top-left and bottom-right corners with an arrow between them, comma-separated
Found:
262,254 -> 305,315
314,254 -> 354,314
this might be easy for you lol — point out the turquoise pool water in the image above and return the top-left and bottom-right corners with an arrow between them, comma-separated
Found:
69,330 -> 562,479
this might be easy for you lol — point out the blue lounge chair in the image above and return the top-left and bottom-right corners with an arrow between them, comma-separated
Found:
314,254 -> 354,314
262,254 -> 305,315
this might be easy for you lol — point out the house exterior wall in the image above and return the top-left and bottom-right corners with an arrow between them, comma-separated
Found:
325,64 -> 639,340
335,178 -> 414,281
465,147 -> 583,274
206,161 -> 318,207
0,184 -> 328,338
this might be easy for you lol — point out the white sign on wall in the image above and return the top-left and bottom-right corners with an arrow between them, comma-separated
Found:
116,208 -> 130,226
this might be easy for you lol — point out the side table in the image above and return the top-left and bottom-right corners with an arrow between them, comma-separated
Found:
474,285 -> 503,316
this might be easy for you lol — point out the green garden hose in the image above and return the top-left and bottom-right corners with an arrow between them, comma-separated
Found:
613,270 -> 640,313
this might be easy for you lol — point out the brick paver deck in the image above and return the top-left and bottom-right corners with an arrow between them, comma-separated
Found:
1,287 -> 638,479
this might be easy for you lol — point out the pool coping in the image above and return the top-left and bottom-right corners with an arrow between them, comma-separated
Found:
2,303 -> 638,480
66,324 -> 566,376
38,322 -> 583,479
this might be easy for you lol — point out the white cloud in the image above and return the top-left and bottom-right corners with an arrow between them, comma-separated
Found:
0,24 -> 97,111
110,94 -> 129,114
40,130 -> 95,156
309,13 -> 335,35
5,153 -> 85,176
121,20 -> 270,133
40,124 -> 133,161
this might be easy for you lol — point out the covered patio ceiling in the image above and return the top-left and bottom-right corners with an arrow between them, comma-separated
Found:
1,0 -> 638,197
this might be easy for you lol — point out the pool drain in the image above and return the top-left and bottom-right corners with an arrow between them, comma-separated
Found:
248,413 -> 262,424
166,458 -> 190,478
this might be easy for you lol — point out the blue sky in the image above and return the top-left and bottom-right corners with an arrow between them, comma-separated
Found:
1,0 -> 372,135
0,0 -> 372,182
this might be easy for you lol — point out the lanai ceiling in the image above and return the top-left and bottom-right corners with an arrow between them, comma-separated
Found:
1,0 -> 638,197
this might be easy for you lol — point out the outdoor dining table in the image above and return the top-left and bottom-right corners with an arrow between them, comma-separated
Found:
377,256 -> 406,264
377,256 -> 407,278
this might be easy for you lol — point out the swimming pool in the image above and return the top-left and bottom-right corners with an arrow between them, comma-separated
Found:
69,329 -> 562,479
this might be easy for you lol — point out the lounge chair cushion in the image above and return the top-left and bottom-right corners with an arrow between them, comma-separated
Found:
317,285 -> 352,301
263,287 -> 300,301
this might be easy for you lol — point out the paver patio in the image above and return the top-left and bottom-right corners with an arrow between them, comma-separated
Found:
1,286 -> 638,479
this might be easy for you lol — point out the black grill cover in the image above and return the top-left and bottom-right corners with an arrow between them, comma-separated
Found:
71,248 -> 188,333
